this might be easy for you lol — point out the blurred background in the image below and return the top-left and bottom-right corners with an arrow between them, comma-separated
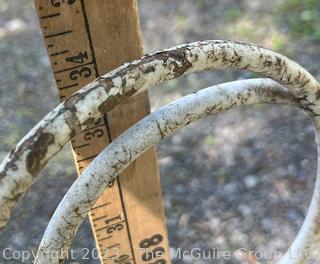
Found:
0,0 -> 319,263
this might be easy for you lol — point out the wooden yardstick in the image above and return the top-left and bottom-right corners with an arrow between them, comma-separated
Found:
33,1 -> 171,263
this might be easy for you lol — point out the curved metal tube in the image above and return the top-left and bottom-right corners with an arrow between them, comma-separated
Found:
1,40 -> 319,233
35,78 -> 314,263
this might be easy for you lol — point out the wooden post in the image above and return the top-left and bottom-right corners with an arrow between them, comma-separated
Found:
34,0 -> 170,263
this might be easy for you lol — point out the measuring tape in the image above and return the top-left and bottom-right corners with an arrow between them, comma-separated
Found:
34,1 -> 170,263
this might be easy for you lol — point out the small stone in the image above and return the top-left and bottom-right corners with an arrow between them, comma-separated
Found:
231,230 -> 248,245
244,175 -> 258,188
179,213 -> 190,227
208,217 -> 221,231
223,182 -> 237,193
159,156 -> 173,166
288,163 -> 297,176
174,185 -> 184,194
5,19 -> 27,32
238,204 -> 252,216
12,232 -> 26,247
215,235 -> 226,245
300,159 -> 309,168
262,218 -> 273,230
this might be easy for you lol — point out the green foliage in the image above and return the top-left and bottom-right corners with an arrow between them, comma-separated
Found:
173,13 -> 187,28
271,35 -> 286,52
203,134 -> 215,146
224,6 -> 244,23
278,0 -> 320,41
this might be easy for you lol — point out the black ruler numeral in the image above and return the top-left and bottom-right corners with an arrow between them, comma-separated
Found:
69,66 -> 92,80
66,51 -> 88,64
51,0 -> 76,8
139,234 -> 166,264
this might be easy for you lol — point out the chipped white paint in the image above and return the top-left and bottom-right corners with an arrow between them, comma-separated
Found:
1,41 -> 319,232
35,78 -> 305,263
0,40 -> 320,264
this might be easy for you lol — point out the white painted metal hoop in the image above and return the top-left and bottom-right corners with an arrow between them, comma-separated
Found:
36,79 -> 320,264
1,40 -> 320,263
1,40 -> 320,234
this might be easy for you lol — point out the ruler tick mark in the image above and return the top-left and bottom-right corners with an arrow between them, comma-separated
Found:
80,0 -> 99,77
54,61 -> 93,74
59,83 -> 79,90
97,235 -> 112,242
40,13 -> 61,20
73,143 -> 90,149
92,214 -> 108,222
116,177 -> 136,263
91,201 -> 111,210
105,243 -> 120,250
44,30 -> 73,39
96,220 -> 125,232
77,154 -> 98,163
50,50 -> 69,57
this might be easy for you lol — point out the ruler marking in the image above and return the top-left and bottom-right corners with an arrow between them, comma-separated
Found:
73,143 -> 90,149
59,83 -> 78,90
79,2 -> 137,261
50,49 -> 69,57
92,214 -> 108,222
116,177 -> 137,264
35,1 -> 170,263
91,201 -> 111,210
96,220 -> 125,232
53,61 -> 93,74
44,30 -> 73,39
100,243 -> 121,256
40,12 -> 60,19
80,0 -> 99,77
76,154 -> 97,163
98,235 -> 113,242
105,243 -> 120,250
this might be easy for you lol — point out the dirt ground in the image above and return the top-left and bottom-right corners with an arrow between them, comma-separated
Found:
0,0 -> 319,263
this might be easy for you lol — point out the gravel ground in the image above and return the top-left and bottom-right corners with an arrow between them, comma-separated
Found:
0,0 -> 319,263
